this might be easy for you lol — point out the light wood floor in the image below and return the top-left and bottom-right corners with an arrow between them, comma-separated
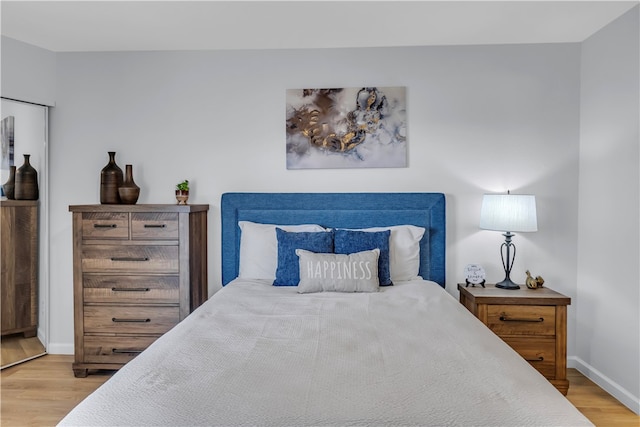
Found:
1,355 -> 112,426
1,354 -> 639,426
566,369 -> 639,426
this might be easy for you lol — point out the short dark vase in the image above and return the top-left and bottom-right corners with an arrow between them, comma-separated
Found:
100,151 -> 123,204
118,164 -> 140,205
2,165 -> 16,199
15,154 -> 39,200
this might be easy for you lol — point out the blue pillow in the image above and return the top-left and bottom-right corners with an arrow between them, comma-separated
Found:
334,229 -> 392,286
274,229 -> 334,286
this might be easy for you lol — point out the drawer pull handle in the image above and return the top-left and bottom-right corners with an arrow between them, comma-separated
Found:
526,356 -> 544,362
111,317 -> 151,323
112,348 -> 144,354
111,287 -> 150,292
143,224 -> 166,228
499,316 -> 544,323
94,224 -> 117,228
110,257 -> 150,262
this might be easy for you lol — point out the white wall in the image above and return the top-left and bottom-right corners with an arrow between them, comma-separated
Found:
47,44 -> 582,355
577,6 -> 640,414
1,37 -> 56,107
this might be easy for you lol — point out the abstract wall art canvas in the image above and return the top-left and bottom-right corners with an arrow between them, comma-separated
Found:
1,116 -> 15,170
286,87 -> 407,169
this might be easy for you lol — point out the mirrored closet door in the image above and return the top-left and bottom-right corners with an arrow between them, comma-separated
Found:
1,98 -> 49,368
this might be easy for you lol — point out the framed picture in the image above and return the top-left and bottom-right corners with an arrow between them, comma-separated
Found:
286,87 -> 407,169
1,115 -> 15,170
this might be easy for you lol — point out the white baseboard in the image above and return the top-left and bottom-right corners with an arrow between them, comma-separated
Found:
37,330 -> 47,350
46,342 -> 74,355
569,356 -> 640,415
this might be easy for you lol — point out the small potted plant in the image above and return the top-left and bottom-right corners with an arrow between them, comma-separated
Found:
175,180 -> 189,205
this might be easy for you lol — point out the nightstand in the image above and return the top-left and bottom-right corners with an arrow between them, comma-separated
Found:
457,283 -> 571,395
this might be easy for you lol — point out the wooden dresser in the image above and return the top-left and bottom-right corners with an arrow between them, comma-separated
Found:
1,200 -> 39,338
69,204 -> 208,377
458,283 -> 571,395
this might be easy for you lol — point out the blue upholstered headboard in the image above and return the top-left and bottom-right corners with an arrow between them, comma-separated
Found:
221,192 -> 446,288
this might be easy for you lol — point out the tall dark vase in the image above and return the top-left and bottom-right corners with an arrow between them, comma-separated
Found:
118,164 -> 140,204
15,154 -> 39,200
100,151 -> 123,204
2,165 -> 16,199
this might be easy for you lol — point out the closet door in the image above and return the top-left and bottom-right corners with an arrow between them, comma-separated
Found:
1,98 -> 48,346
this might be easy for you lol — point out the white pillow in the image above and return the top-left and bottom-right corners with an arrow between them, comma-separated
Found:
238,221 -> 326,280
296,248 -> 380,294
349,225 -> 425,281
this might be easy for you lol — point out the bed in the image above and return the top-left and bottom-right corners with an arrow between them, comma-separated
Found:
59,192 -> 592,426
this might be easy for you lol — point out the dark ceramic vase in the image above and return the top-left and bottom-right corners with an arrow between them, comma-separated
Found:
118,164 -> 140,204
15,154 -> 39,200
2,165 -> 16,199
100,151 -> 123,204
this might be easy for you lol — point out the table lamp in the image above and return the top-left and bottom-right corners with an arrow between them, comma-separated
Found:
479,191 -> 537,289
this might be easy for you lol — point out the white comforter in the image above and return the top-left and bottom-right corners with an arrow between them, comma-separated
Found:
60,279 -> 592,426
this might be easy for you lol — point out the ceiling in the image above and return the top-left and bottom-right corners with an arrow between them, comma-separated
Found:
1,1 -> 638,53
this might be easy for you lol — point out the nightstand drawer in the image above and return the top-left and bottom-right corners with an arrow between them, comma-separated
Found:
82,212 -> 129,239
83,275 -> 180,304
131,213 -> 179,240
84,305 -> 180,334
487,305 -> 556,336
81,245 -> 179,273
83,335 -> 160,364
502,337 -> 556,378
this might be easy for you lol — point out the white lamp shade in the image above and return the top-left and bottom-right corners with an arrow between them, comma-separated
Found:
480,194 -> 538,232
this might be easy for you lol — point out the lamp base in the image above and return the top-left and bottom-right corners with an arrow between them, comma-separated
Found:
495,277 -> 520,290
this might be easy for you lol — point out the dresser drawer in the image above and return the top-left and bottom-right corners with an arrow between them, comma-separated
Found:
131,213 -> 179,240
83,275 -> 179,304
84,305 -> 180,334
82,212 -> 129,239
502,336 -> 557,378
83,335 -> 160,364
81,245 -> 179,273
487,305 -> 556,336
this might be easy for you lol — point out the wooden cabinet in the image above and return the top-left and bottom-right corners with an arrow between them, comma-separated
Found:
458,283 -> 571,395
1,200 -> 39,337
69,204 -> 208,377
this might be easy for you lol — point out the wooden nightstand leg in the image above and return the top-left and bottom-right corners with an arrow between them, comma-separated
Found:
551,379 -> 570,395
555,305 -> 569,395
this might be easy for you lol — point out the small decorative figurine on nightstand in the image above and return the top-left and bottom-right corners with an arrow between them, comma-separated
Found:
464,264 -> 486,288
525,270 -> 545,289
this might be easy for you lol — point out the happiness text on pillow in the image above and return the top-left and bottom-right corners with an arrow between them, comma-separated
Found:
303,260 -> 374,280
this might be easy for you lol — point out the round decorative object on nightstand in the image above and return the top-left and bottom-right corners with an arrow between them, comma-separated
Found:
464,264 -> 486,288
